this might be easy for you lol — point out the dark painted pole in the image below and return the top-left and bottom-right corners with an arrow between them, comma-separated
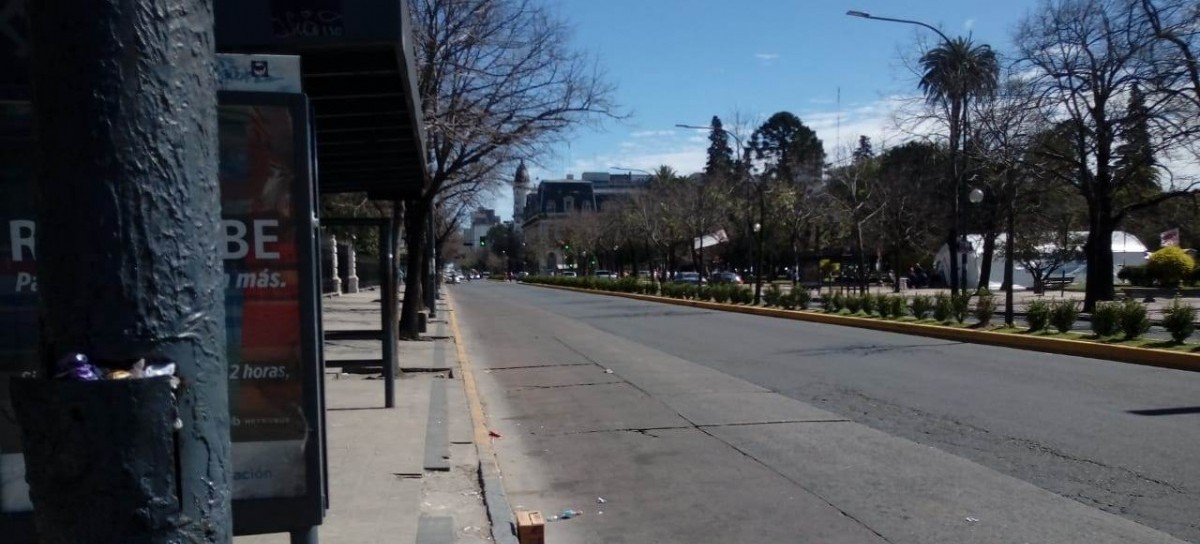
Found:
380,217 -> 396,408
28,0 -> 230,542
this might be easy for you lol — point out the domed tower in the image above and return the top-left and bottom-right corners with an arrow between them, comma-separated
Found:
512,160 -> 532,230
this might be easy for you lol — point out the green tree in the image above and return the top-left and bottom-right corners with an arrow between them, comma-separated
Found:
917,35 -> 1000,295
1016,0 -> 1198,311
748,112 -> 826,185
704,115 -> 736,183
748,112 -> 825,282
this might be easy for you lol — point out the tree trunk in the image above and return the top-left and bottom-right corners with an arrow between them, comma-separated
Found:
423,211 -> 437,317
29,0 -> 231,540
399,198 -> 428,339
1084,207 -> 1116,312
978,231 -> 997,291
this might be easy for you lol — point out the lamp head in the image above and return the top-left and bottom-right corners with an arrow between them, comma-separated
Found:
846,10 -> 871,18
968,188 -> 984,204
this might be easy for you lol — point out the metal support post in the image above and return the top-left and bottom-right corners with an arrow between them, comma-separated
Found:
380,218 -> 397,409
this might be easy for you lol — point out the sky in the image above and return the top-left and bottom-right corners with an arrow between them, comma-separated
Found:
490,0 -> 1044,220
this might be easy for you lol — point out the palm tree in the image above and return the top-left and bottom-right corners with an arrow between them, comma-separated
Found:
918,36 -> 999,294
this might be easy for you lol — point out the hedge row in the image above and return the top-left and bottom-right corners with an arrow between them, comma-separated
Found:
523,276 -> 1196,344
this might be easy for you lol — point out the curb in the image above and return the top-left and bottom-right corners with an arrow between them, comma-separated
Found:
524,283 -> 1200,373
444,292 -> 520,544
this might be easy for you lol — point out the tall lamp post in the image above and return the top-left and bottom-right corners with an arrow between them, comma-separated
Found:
847,10 -> 970,295
753,222 -> 765,304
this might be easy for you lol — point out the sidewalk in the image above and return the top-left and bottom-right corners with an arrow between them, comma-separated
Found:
235,289 -> 493,544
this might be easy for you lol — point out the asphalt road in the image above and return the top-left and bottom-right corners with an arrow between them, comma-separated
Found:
452,281 -> 1200,543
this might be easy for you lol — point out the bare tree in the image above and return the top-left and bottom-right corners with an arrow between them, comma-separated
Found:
826,141 -> 884,293
400,0 -> 622,336
1015,0 -> 1199,310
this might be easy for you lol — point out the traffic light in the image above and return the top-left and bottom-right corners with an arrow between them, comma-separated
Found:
479,238 -> 487,247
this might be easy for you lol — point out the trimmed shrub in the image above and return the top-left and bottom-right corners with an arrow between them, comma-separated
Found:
1161,297 -> 1196,343
1027,299 -> 1052,332
911,295 -> 934,320
730,287 -> 751,304
933,293 -> 953,323
974,291 -> 997,327
1117,265 -> 1153,287
864,294 -> 883,317
888,295 -> 907,318
1090,301 -> 1122,337
711,284 -> 730,303
876,295 -> 893,318
951,293 -> 971,324
845,294 -> 864,314
1050,299 -> 1080,334
1117,298 -> 1151,340
779,291 -> 796,310
794,289 -> 812,310
697,285 -> 713,301
1147,246 -> 1195,287
763,284 -> 783,307
831,292 -> 846,312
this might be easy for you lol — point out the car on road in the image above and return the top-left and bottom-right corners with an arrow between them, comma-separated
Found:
674,271 -> 704,285
710,271 -> 743,284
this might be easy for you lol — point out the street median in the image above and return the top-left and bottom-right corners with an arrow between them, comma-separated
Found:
522,282 -> 1200,374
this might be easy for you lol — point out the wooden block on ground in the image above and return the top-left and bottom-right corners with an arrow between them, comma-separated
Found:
514,510 -> 544,544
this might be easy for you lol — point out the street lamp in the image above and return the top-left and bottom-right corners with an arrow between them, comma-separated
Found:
847,9 -> 972,296
753,222 -> 764,304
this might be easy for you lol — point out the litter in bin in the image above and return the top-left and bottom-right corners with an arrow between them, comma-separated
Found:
55,353 -> 101,381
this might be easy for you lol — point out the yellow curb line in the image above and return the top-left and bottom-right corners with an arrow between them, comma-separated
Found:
524,283 -> 1200,373
445,291 -> 494,449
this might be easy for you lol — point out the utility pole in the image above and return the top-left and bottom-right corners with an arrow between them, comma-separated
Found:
25,0 -> 231,541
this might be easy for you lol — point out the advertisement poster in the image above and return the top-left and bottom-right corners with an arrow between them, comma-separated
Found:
0,101 -> 314,512
219,104 -> 309,500
0,101 -> 36,514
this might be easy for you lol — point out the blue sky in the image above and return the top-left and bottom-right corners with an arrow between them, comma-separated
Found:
491,0 -> 1042,219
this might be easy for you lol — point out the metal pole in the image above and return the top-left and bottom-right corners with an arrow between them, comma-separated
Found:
380,219 -> 396,409
754,188 -> 765,305
28,0 -> 231,540
290,527 -> 318,544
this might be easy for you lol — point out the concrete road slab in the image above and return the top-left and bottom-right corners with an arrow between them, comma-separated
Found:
662,390 -> 846,426
496,427 -> 888,544
486,364 -> 623,390
491,382 -> 691,436
706,421 -> 1186,544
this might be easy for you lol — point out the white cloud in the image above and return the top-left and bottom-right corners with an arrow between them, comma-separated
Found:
754,53 -> 781,65
964,18 -> 976,31
629,129 -> 676,138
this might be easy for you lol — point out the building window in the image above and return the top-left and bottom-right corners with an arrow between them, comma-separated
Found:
564,196 -> 575,212
547,200 -> 557,214
583,200 -> 593,212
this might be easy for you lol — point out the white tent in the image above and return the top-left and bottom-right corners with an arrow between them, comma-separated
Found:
934,231 -> 1148,290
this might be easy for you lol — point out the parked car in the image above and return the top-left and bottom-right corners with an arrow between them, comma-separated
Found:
593,270 -> 618,279
561,270 -> 577,277
674,271 -> 704,285
710,271 -> 743,284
